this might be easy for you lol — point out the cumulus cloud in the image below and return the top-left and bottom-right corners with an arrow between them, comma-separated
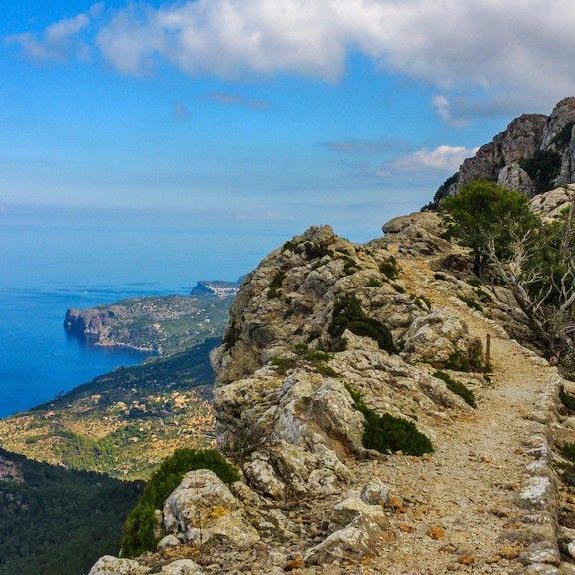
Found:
382,145 -> 479,176
208,92 -> 271,110
7,9 -> 96,62
10,1 -> 575,118
90,0 -> 575,114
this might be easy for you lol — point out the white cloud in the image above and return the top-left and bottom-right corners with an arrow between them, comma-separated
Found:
90,0 -> 575,116
432,96 -> 468,128
7,13 -> 91,62
10,1 -> 575,119
383,145 -> 479,175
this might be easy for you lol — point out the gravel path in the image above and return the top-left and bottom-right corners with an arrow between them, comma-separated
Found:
351,254 -> 558,574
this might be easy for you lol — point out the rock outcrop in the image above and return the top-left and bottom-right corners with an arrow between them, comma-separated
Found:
450,97 -> 575,197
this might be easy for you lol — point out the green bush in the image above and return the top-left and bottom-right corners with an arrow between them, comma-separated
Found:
379,256 -> 400,280
328,295 -> 397,353
121,449 -> 239,557
560,387 -> 575,411
519,150 -> 562,193
461,296 -> 483,312
444,339 -> 484,372
433,371 -> 476,408
346,387 -> 433,456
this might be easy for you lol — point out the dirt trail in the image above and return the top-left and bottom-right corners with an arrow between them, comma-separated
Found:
355,254 -> 559,574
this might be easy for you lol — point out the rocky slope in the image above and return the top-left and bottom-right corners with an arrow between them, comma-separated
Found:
446,97 -> 575,198
86,189 -> 575,574
65,294 -> 232,355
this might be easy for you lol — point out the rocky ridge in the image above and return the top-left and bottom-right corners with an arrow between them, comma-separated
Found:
88,188 -> 575,574
449,97 -> 575,197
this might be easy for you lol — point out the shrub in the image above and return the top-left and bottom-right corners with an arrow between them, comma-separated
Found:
519,150 -> 562,193
346,386 -> 433,455
328,295 -> 397,353
433,371 -> 476,408
270,356 -> 298,375
560,387 -> 575,411
379,256 -> 400,280
444,339 -> 484,372
121,449 -> 239,557
268,271 -> 286,299
367,278 -> 383,288
440,181 -> 537,276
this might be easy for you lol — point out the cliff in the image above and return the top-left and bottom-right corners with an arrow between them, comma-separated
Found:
64,294 -> 233,355
429,97 -> 575,205
86,193 -> 575,574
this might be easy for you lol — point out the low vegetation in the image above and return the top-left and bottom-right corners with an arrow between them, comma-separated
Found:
122,449 -> 239,558
433,371 -> 477,408
378,256 -> 400,280
444,339 -> 484,373
346,387 -> 433,456
328,294 -> 397,353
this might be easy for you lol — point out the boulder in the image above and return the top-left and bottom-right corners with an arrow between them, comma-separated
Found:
162,469 -> 259,549
401,308 -> 477,368
497,163 -> 536,196
304,496 -> 389,565
88,556 -> 149,575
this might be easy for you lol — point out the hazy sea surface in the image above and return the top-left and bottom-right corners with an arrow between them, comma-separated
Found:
0,205 -> 292,417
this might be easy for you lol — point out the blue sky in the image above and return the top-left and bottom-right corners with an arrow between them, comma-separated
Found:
2,0 -> 575,234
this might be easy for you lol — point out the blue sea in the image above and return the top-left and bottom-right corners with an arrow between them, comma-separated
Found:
0,205 -> 300,417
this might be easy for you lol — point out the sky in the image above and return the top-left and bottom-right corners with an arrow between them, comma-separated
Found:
2,0 -> 575,234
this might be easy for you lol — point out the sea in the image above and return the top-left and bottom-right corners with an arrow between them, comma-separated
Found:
0,205 -> 300,418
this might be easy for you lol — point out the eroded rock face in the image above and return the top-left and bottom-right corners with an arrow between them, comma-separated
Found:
449,97 -> 575,197
211,224 -> 477,499
162,469 -> 259,549
497,163 -> 536,197
455,114 -> 547,192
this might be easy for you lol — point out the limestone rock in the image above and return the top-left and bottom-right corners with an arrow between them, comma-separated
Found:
497,163 -> 536,196
88,556 -> 149,575
455,114 -> 547,192
401,308 -> 478,368
530,186 -> 575,220
162,469 -> 259,549
304,496 -> 389,565
159,560 -> 205,575
360,479 -> 390,506
541,97 -> 575,150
